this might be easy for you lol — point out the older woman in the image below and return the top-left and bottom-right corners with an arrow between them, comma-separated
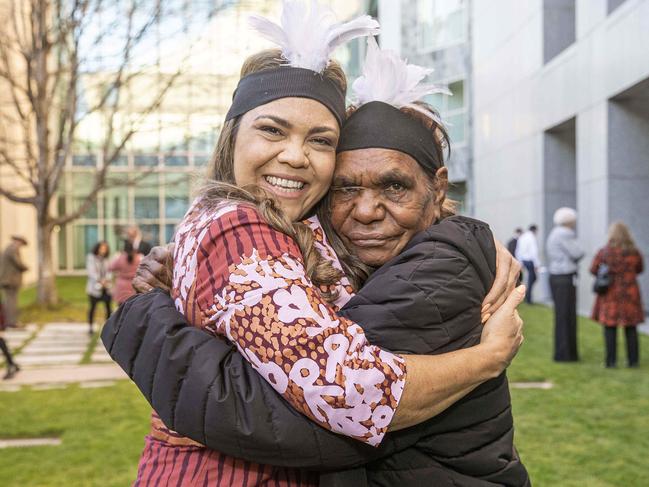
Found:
546,207 -> 584,362
104,30 -> 527,486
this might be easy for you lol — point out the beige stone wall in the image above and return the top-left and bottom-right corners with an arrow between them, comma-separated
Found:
0,177 -> 39,286
0,0 -> 39,285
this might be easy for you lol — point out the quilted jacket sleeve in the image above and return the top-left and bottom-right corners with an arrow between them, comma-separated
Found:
101,290 -> 413,470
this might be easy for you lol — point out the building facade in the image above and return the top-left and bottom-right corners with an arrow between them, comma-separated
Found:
378,0 -> 472,212
472,0 -> 649,314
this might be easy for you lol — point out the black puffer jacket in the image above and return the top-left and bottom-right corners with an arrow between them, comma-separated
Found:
331,216 -> 529,486
102,216 -> 529,486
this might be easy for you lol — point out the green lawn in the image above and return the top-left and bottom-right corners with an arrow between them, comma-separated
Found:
1,279 -> 647,486
0,382 -> 150,487
18,276 -> 89,324
509,305 -> 649,487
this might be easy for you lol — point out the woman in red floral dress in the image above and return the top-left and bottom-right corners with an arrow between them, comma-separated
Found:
591,221 -> 645,367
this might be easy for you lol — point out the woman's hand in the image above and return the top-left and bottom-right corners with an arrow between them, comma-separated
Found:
132,243 -> 175,293
481,239 -> 521,323
480,285 -> 525,374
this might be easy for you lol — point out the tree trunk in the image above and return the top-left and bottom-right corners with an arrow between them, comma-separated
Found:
36,221 -> 58,306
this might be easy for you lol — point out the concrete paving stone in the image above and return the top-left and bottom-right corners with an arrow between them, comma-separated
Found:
0,385 -> 22,392
43,323 -> 87,330
0,438 -> 62,448
5,338 -> 30,349
38,330 -> 89,337
31,383 -> 68,391
510,381 -> 554,389
79,380 -> 116,389
90,353 -> 113,364
21,344 -> 88,354
37,330 -> 88,336
3,330 -> 32,339
24,338 -> 88,346
1,363 -> 127,386
18,354 -> 82,366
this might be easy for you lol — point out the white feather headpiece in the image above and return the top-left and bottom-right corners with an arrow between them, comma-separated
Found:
248,0 -> 380,73
352,37 -> 451,121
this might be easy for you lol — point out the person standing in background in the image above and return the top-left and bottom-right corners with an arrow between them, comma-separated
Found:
86,241 -> 112,335
0,236 -> 29,329
0,293 -> 20,380
507,228 -> 523,256
591,222 -> 644,368
516,224 -> 540,304
546,208 -> 584,362
108,241 -> 141,305
126,225 -> 152,257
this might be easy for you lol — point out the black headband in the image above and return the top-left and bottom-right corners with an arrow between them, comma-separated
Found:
337,101 -> 443,172
225,67 -> 346,126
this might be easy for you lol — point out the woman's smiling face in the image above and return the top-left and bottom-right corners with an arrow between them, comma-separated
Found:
233,97 -> 340,221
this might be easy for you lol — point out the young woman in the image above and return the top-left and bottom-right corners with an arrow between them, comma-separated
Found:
591,221 -> 644,368
108,241 -> 141,305
86,241 -> 112,335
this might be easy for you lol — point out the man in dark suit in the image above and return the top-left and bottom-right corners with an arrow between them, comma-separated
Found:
126,225 -> 153,256
507,228 -> 523,257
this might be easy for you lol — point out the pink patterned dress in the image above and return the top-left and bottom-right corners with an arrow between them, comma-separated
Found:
133,199 -> 407,486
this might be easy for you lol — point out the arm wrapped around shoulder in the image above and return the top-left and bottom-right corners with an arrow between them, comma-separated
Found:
101,290 -> 414,469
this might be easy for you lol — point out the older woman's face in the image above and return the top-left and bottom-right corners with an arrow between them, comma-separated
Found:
330,148 -> 445,267
233,97 -> 339,221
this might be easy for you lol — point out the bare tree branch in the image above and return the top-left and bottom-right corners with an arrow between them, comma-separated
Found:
0,184 -> 36,204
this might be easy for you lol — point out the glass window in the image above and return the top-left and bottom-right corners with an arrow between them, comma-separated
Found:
70,173 -> 98,218
447,81 -> 465,111
57,196 -> 66,216
164,173 -> 190,219
110,154 -> 129,166
424,79 -> 466,145
134,154 -> 159,166
193,154 -> 210,166
417,0 -> 466,51
425,92 -> 445,112
134,174 -> 160,219
165,154 -> 189,166
72,154 -> 97,166
446,113 -> 466,145
72,224 -> 99,270
134,197 -> 159,219
165,223 -> 177,244
140,224 -> 160,246
57,226 -> 67,270
104,224 -> 126,257
103,173 -> 130,220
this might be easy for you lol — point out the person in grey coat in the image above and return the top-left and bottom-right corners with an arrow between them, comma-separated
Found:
86,241 -> 113,335
0,235 -> 29,328
546,207 -> 585,361
0,235 -> 27,379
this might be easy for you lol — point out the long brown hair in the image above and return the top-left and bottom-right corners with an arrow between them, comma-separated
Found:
607,221 -> 637,252
197,49 -> 348,299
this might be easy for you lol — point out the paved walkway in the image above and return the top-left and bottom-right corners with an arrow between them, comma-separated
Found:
1,323 -> 126,391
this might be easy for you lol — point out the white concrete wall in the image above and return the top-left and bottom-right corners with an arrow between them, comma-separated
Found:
378,0 -> 401,53
472,0 -> 649,314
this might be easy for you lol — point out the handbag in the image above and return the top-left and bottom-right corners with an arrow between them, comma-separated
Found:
593,250 -> 610,295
